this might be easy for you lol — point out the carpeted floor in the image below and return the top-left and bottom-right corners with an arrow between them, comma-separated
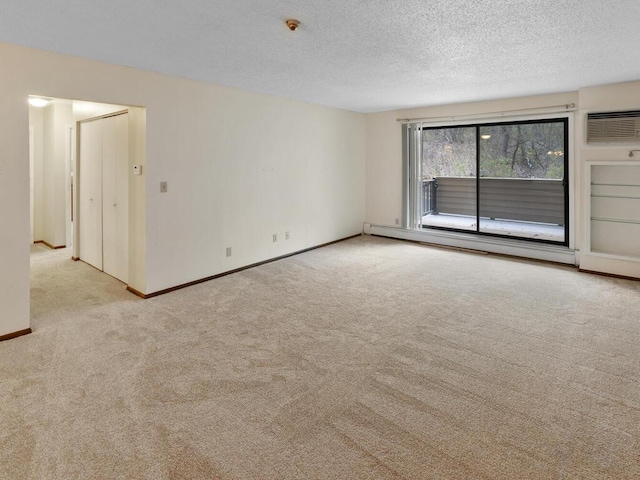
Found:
2,236 -> 640,479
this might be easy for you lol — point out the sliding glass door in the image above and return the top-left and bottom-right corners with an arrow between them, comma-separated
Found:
417,118 -> 568,245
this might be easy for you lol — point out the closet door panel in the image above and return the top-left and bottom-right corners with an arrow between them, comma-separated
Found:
102,114 -> 129,283
78,120 -> 103,270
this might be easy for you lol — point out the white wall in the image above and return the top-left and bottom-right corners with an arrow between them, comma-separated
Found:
126,106 -> 147,293
41,101 -> 72,247
0,43 -> 365,337
30,106 -> 44,242
144,84 -> 365,292
0,74 -> 30,336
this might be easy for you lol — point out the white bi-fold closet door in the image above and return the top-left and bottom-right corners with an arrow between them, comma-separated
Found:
79,112 -> 129,283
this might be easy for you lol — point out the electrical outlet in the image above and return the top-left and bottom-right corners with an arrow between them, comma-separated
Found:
160,181 -> 168,193
273,233 -> 278,243
226,247 -> 232,257
285,231 -> 290,240
395,218 -> 400,225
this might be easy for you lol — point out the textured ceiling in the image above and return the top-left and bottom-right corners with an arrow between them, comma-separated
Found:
2,0 -> 640,112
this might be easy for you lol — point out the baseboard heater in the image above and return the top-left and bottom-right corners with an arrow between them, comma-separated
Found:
364,223 -> 577,265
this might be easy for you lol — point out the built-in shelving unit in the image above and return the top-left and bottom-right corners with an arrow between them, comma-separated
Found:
583,161 -> 640,277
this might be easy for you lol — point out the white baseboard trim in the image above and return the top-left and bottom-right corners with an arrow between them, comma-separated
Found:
364,223 -> 577,265
579,253 -> 640,279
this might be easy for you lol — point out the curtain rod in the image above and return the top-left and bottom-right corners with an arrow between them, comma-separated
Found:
396,103 -> 576,123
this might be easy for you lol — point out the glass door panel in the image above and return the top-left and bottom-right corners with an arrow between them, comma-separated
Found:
478,122 -> 566,242
421,126 -> 477,232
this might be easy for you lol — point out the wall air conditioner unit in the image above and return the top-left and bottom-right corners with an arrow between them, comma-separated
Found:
586,110 -> 640,144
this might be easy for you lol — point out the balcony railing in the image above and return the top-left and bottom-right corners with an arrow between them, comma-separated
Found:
422,177 -> 564,225
422,179 -> 437,214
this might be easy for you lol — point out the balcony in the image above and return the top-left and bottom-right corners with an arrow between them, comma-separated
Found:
421,177 -> 565,242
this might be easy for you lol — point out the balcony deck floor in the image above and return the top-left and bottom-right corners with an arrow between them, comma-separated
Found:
422,213 -> 565,242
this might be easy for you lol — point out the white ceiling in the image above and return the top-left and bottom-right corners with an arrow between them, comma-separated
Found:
2,0 -> 640,113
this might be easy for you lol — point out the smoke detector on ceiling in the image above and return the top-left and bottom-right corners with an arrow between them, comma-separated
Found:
285,19 -> 300,31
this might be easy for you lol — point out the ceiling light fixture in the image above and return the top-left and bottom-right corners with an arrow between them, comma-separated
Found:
28,97 -> 51,108
480,134 -> 491,140
285,19 -> 300,31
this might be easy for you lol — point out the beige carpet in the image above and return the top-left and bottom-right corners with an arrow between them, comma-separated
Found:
2,236 -> 640,479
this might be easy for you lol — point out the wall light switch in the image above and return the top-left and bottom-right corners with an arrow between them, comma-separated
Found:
133,165 -> 142,175
160,181 -> 168,193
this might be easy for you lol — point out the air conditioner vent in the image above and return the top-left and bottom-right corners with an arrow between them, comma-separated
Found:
587,111 -> 640,143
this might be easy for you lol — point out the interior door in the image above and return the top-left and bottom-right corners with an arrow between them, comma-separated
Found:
102,114 -> 129,283
78,119 -> 103,270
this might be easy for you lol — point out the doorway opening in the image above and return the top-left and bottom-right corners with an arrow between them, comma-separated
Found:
28,97 -> 145,305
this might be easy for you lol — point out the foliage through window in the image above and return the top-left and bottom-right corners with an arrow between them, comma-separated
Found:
422,122 -> 565,181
